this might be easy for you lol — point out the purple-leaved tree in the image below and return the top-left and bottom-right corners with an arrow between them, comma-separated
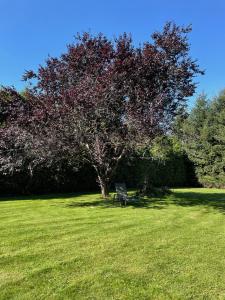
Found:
1,23 -> 203,197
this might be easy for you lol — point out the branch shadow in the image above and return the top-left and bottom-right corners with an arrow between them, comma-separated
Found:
67,198 -> 115,208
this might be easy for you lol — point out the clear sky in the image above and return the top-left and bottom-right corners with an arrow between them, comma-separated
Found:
0,0 -> 224,106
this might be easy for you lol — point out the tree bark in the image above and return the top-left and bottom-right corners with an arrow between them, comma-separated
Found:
98,175 -> 109,198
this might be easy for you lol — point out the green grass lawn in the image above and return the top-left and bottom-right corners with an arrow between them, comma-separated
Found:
1,188 -> 225,299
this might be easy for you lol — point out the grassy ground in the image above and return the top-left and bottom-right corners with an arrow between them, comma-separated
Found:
1,188 -> 225,299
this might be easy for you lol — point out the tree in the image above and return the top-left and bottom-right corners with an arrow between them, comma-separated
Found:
181,94 -> 212,185
181,90 -> 225,187
2,22 -> 203,197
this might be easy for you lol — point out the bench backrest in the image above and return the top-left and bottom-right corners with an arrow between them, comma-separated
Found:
115,183 -> 127,198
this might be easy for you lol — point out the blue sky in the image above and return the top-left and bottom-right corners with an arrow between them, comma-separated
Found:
0,0 -> 224,106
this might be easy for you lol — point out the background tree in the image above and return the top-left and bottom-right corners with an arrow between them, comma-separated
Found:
180,93 -> 209,181
181,90 -> 225,187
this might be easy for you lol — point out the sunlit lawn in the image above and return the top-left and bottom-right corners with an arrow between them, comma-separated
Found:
1,188 -> 225,299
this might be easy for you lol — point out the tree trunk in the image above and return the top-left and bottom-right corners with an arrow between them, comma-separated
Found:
98,176 -> 109,198
23,164 -> 33,194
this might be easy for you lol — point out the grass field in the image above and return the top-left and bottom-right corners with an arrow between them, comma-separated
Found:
1,188 -> 225,299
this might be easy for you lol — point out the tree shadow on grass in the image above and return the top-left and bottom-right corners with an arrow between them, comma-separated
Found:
67,190 -> 225,214
2,189 -> 225,214
66,195 -> 167,209
0,191 -> 166,209
0,191 -> 98,202
170,191 -> 225,214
